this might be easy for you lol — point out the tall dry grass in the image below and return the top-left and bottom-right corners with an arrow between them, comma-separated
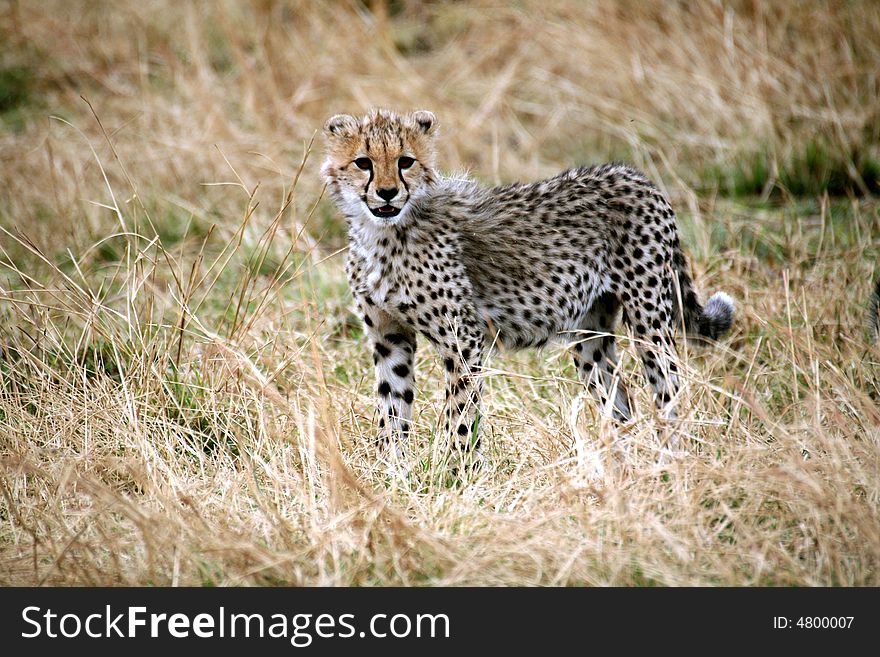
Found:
0,0 -> 879,585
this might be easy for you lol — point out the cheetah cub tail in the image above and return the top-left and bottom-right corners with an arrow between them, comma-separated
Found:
672,241 -> 735,342
698,291 -> 736,341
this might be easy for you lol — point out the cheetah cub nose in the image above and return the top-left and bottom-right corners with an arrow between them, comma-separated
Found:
377,187 -> 399,201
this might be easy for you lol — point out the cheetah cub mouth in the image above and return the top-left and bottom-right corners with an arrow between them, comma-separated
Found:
371,204 -> 402,218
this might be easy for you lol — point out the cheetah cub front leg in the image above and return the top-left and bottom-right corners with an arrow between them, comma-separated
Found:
359,301 -> 417,460
360,296 -> 484,468
435,315 -> 486,469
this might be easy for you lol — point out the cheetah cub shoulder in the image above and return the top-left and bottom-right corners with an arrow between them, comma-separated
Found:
322,108 -> 734,460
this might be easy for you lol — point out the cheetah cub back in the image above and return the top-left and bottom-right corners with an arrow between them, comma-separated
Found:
322,108 -> 734,462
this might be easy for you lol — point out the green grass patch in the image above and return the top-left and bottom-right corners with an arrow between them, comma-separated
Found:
0,65 -> 34,132
704,141 -> 880,198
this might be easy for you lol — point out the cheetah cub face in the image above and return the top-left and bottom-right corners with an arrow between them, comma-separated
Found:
321,108 -> 439,226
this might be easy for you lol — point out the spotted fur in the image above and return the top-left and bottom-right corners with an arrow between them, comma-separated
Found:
322,108 -> 735,459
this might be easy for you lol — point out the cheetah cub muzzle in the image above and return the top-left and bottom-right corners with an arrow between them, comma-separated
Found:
322,108 -> 734,465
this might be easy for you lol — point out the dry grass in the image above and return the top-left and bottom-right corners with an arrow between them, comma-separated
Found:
1,0 -> 879,586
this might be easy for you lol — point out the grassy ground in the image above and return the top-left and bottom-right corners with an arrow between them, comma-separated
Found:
1,0 -> 879,586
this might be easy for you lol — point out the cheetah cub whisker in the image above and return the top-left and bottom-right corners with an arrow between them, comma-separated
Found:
321,108 -> 734,464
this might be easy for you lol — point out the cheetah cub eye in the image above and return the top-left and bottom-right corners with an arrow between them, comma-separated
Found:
354,157 -> 372,170
398,156 -> 415,169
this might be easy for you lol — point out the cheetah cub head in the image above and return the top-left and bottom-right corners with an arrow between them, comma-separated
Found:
321,108 -> 438,226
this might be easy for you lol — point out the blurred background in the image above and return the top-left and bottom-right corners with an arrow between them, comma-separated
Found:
2,0 -> 878,252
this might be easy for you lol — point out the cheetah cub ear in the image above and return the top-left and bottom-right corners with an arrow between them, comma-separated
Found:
408,110 -> 436,135
323,114 -> 359,140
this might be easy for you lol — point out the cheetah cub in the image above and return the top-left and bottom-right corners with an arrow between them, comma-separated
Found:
322,108 -> 734,462
869,277 -> 880,343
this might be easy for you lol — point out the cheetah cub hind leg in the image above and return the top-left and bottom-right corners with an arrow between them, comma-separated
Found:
571,292 -> 632,423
